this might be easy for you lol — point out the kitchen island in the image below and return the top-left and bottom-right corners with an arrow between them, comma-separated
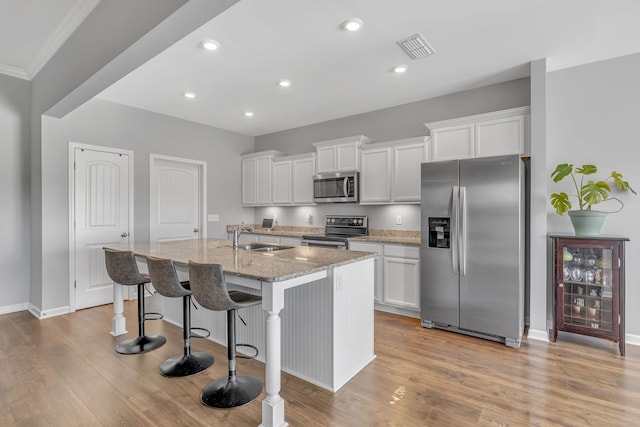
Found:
105,238 -> 375,427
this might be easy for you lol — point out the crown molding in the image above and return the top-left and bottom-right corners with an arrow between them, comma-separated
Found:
24,0 -> 101,79
0,63 -> 29,80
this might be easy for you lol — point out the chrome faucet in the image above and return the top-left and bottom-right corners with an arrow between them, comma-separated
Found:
232,225 -> 254,249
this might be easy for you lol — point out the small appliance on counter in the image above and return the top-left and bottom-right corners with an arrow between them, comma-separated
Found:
262,218 -> 274,230
313,172 -> 358,203
301,215 -> 368,249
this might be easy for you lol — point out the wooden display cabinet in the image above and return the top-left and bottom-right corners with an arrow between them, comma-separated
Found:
549,234 -> 627,356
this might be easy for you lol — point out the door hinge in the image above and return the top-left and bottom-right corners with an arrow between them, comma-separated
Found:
74,280 -> 77,289
74,161 -> 76,170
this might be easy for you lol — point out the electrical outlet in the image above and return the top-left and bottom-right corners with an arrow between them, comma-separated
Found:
396,215 -> 402,225
208,214 -> 220,222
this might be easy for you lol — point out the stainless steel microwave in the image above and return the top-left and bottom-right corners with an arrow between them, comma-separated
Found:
313,172 -> 359,203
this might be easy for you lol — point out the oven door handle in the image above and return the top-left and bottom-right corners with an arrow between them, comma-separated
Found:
302,240 -> 347,248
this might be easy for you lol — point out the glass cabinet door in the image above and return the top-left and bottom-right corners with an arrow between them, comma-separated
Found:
561,245 -> 614,331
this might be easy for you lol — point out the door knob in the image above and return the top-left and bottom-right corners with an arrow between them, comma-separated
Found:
193,228 -> 199,233
121,232 -> 128,238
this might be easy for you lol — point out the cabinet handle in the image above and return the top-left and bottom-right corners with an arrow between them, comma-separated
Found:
558,283 -> 564,288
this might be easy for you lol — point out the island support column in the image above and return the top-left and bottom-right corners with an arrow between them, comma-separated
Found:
260,281 -> 287,427
111,283 -> 127,336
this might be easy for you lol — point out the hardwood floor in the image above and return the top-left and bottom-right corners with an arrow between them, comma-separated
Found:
1,302 -> 639,426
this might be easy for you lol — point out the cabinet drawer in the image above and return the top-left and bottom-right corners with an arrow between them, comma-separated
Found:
384,244 -> 419,259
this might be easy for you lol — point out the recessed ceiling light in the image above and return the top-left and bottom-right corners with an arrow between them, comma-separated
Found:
393,65 -> 408,73
201,39 -> 219,51
244,111 -> 254,117
278,79 -> 292,87
184,91 -> 196,99
342,18 -> 363,31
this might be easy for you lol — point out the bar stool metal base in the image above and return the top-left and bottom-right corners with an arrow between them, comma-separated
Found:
159,352 -> 214,377
200,375 -> 262,409
116,335 -> 166,355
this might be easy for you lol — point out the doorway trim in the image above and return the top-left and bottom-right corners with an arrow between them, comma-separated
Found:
68,142 -> 135,313
149,153 -> 207,242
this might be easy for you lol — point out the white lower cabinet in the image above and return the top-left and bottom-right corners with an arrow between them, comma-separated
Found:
349,241 -> 420,317
348,241 -> 383,303
382,245 -> 420,313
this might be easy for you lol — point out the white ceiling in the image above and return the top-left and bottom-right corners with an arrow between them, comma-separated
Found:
2,1 -> 640,136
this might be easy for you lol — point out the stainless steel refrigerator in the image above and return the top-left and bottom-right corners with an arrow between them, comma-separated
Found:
420,154 -> 525,348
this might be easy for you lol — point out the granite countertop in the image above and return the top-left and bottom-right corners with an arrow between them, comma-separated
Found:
228,224 -> 421,246
106,238 -> 375,282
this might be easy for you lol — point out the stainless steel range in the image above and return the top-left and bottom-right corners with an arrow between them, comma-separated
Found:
301,215 -> 368,250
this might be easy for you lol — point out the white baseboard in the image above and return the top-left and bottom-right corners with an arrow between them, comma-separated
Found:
626,333 -> 640,347
0,302 -> 29,315
526,328 -> 550,342
28,304 -> 69,319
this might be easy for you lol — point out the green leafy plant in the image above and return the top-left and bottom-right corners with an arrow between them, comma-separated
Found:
550,163 -> 636,215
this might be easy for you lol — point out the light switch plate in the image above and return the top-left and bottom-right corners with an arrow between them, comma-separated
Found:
208,214 -> 220,222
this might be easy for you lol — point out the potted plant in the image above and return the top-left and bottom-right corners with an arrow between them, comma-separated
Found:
550,163 -> 636,236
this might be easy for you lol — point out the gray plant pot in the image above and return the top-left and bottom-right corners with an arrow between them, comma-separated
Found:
567,210 -> 607,236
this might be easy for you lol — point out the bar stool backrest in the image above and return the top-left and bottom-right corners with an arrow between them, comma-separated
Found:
188,261 -> 237,311
104,249 -> 148,286
146,257 -> 191,298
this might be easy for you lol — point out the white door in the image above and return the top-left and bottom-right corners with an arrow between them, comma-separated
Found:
150,155 -> 206,242
72,146 -> 132,310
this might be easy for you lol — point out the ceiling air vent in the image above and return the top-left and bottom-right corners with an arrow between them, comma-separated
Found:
397,33 -> 436,59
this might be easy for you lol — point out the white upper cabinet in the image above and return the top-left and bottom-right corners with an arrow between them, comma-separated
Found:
241,150 -> 283,206
360,137 -> 429,205
272,158 -> 293,205
291,153 -> 316,205
425,107 -> 530,161
312,135 -> 371,173
271,153 -> 316,206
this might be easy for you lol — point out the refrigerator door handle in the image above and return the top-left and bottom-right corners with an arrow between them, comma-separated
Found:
452,186 -> 459,275
459,186 -> 467,276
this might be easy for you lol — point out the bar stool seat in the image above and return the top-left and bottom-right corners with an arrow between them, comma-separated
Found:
146,256 -> 214,377
104,249 -> 166,354
188,261 -> 263,409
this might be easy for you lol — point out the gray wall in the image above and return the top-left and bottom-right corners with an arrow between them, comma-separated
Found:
255,78 -> 530,154
254,78 -> 531,231
41,98 -> 254,311
0,74 -> 31,311
30,0 -> 238,313
547,52 -> 640,338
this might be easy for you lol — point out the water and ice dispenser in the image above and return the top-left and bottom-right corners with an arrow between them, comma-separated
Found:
428,217 -> 450,248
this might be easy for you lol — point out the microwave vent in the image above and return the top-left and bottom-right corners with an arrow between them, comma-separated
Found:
397,33 -> 436,59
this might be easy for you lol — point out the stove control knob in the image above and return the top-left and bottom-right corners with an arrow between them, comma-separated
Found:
358,219 -> 363,225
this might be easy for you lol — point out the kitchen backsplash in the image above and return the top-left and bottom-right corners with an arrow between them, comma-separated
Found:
253,204 -> 421,230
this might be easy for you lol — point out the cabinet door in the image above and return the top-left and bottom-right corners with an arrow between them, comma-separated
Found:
393,142 -> 428,203
337,142 -> 359,171
383,256 -> 420,311
279,236 -> 302,246
256,156 -> 272,205
349,241 -> 383,303
432,124 -> 474,160
316,145 -> 337,173
360,147 -> 392,204
272,160 -> 292,205
475,115 -> 526,157
258,235 -> 280,244
241,157 -> 257,205
292,157 -> 315,204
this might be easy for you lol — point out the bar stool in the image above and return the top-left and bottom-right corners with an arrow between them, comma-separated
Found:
146,256 -> 214,377
188,261 -> 263,409
104,249 -> 166,354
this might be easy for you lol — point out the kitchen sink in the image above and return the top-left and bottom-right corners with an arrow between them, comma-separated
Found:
235,243 -> 294,252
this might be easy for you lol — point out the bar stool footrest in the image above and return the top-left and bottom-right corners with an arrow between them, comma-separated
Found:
144,311 -> 164,321
236,343 -> 258,360
190,327 -> 210,339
